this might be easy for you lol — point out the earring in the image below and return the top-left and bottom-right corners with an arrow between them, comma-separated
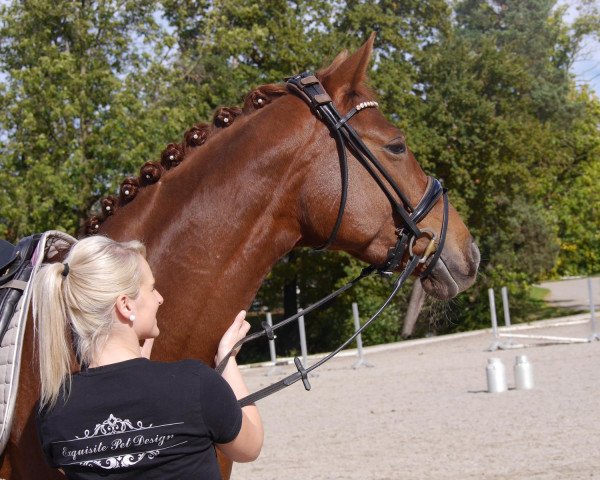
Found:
129,314 -> 136,322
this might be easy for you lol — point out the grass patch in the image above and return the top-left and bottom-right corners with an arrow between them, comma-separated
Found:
529,286 -> 549,302
511,285 -> 584,324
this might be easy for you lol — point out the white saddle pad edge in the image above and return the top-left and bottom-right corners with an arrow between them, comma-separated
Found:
0,230 -> 77,454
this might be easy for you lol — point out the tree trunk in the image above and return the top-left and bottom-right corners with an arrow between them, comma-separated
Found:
402,280 -> 426,338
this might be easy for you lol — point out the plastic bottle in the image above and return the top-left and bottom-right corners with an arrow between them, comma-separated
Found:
486,358 -> 507,393
514,355 -> 534,390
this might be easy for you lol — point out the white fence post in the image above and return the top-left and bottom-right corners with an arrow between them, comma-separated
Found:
501,286 -> 511,328
351,302 -> 373,369
488,288 -> 502,351
501,286 -> 515,346
298,308 -> 308,368
266,312 -> 276,363
588,278 -> 599,341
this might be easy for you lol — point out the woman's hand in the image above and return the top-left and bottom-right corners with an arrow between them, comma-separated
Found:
214,311 -> 264,462
216,310 -> 250,365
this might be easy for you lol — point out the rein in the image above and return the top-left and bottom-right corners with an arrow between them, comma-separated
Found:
217,72 -> 449,407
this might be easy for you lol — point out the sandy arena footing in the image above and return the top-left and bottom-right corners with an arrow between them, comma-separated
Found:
234,315 -> 600,480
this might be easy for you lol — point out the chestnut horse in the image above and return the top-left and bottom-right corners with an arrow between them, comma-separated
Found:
0,36 -> 479,479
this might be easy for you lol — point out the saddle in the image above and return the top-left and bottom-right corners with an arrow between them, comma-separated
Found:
0,235 -> 41,341
0,239 -> 21,274
0,231 -> 77,455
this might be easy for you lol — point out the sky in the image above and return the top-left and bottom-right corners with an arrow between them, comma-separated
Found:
572,49 -> 600,96
560,0 -> 600,96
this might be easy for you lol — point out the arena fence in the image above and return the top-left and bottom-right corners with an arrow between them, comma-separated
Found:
488,278 -> 599,351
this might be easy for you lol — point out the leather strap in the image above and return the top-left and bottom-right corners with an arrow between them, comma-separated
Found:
215,266 -> 376,376
236,255 -> 421,407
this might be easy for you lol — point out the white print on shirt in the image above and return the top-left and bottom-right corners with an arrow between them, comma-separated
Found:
52,413 -> 188,469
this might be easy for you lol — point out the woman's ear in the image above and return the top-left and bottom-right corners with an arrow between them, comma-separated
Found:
115,294 -> 134,321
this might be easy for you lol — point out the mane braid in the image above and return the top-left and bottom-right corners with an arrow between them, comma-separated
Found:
81,83 -> 288,237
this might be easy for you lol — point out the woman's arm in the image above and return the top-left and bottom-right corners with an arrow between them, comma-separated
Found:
214,311 -> 264,462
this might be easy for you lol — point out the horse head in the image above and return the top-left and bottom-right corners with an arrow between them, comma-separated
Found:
286,35 -> 480,300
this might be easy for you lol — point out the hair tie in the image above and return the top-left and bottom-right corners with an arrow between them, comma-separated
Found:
62,263 -> 70,277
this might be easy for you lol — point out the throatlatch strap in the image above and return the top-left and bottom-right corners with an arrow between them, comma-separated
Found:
314,127 -> 349,251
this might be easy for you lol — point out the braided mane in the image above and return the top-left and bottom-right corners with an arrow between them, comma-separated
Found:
82,83 -> 287,235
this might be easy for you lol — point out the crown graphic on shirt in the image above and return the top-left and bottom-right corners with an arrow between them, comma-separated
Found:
76,414 -> 149,439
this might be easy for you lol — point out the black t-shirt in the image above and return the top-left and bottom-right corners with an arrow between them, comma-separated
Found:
37,358 -> 243,479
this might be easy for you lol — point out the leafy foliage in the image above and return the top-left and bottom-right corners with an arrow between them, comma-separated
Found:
1,0 -> 598,356
0,1 -> 174,238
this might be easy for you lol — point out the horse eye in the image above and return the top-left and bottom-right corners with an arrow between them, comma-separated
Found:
385,141 -> 406,155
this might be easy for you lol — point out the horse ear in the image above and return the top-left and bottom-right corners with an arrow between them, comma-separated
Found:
318,32 -> 376,98
328,49 -> 350,70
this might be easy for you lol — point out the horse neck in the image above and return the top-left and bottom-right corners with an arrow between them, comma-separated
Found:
100,103 -> 310,361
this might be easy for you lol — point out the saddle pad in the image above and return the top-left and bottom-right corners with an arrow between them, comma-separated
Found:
0,235 -> 40,345
0,231 -> 77,454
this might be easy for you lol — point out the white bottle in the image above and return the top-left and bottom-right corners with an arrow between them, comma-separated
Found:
486,358 -> 507,393
514,355 -> 534,390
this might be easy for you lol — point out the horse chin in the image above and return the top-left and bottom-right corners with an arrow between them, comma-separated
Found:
419,259 -> 460,301
419,242 -> 480,301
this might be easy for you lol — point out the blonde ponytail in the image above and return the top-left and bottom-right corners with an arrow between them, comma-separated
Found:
33,263 -> 73,409
32,236 -> 146,409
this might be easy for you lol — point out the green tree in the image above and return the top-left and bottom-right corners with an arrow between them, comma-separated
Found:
1,0 -> 598,353
161,0 -> 338,108
332,0 -> 452,134
0,0 -> 174,241
552,88 -> 600,276
411,0 -> 600,329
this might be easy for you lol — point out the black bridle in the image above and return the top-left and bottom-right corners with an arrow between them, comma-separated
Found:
217,72 -> 449,407
286,72 -> 449,276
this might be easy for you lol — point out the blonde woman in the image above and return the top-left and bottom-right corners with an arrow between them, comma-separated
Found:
33,236 -> 263,479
